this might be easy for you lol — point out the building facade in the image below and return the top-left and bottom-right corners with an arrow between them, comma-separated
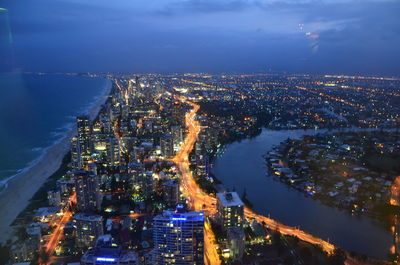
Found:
153,210 -> 204,265
74,170 -> 101,212
216,192 -> 244,231
74,213 -> 104,248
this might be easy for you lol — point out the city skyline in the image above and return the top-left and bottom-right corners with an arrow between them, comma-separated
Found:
1,0 -> 399,264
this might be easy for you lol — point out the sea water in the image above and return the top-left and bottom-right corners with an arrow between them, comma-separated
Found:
0,73 -> 110,190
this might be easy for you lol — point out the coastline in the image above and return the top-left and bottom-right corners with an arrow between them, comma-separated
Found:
0,78 -> 112,245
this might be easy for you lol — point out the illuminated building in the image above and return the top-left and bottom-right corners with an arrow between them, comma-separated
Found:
160,134 -> 174,158
47,188 -> 61,207
71,136 -> 82,169
194,143 -> 210,178
195,153 -> 209,179
106,136 -> 121,166
171,125 -> 184,151
216,192 -> 244,231
73,170 -> 101,212
81,234 -> 140,265
9,233 -> 40,263
153,209 -> 204,265
91,134 -> 120,166
10,226 -> 42,263
161,179 -> 180,207
227,227 -> 245,261
77,116 -> 93,163
132,171 -> 154,200
73,213 -> 104,248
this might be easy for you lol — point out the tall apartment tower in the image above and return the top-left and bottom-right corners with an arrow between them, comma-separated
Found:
77,116 -> 92,162
73,170 -> 101,212
153,209 -> 204,265
171,125 -> 184,151
160,134 -> 174,158
73,213 -> 104,248
216,192 -> 244,231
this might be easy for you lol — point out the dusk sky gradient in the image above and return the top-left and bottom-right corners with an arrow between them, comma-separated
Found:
1,0 -> 400,75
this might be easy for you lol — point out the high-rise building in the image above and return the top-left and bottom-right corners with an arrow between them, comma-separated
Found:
81,234 -> 140,265
73,170 -> 101,212
160,134 -> 174,158
161,179 -> 180,207
77,116 -> 93,159
153,209 -> 204,265
195,154 -> 210,179
47,188 -> 61,207
10,241 -> 37,263
106,136 -> 121,166
216,192 -> 244,231
71,136 -> 82,169
132,171 -> 155,200
73,213 -> 104,248
9,231 -> 40,263
227,227 -> 245,262
171,125 -> 184,151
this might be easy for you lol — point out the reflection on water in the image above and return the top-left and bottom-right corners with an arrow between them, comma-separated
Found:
212,129 -> 392,259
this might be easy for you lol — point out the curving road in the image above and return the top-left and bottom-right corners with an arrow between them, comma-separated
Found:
172,96 -> 341,265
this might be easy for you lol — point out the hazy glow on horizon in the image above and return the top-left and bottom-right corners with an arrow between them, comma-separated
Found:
1,0 -> 399,75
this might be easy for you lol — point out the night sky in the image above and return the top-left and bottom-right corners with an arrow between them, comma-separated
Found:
1,0 -> 400,75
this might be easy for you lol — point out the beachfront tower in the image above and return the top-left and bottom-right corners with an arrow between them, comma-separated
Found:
73,170 -> 101,212
77,115 -> 93,163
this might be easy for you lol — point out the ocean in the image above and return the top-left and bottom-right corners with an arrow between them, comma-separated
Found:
0,73 -> 110,190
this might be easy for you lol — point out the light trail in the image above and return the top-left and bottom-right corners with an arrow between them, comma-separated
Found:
296,86 -> 365,110
42,193 -> 76,265
171,95 -> 344,265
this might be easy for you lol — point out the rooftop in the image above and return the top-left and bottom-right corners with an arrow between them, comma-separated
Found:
74,213 -> 103,222
154,210 -> 204,222
217,192 -> 244,207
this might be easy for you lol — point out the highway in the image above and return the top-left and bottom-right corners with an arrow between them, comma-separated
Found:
172,96 -> 339,264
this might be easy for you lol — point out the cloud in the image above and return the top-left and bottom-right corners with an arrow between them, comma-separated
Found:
2,0 -> 399,75
153,0 -> 252,16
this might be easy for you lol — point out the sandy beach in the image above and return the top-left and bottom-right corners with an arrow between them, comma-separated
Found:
0,78 -> 112,245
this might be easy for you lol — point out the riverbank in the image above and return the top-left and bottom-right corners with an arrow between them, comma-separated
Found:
264,131 -> 400,223
0,78 -> 112,246
211,128 -> 393,259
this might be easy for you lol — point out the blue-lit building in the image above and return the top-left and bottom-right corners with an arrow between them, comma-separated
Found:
80,234 -> 140,265
153,209 -> 204,265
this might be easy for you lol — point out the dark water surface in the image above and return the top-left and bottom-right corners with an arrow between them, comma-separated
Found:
212,129 -> 392,259
0,73 -> 109,187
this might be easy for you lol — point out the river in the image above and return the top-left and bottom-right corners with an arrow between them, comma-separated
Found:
211,128 -> 392,259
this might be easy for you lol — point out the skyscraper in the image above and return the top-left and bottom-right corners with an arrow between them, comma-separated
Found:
73,170 -> 101,212
160,134 -> 174,158
77,115 -> 93,163
171,125 -> 184,151
73,213 -> 104,248
106,136 -> 121,166
161,179 -> 180,207
153,209 -> 204,265
216,192 -> 244,231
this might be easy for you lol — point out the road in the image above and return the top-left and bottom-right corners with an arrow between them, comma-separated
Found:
42,193 -> 76,265
172,96 -> 340,265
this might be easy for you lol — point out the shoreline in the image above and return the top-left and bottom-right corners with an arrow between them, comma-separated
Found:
211,128 -> 394,260
0,78 -> 112,245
